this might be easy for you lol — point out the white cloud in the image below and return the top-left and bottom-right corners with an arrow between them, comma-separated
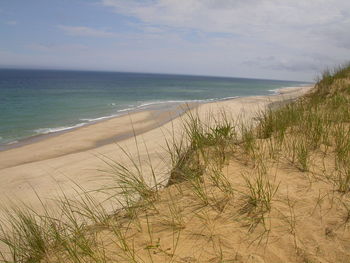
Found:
58,25 -> 117,37
97,0 -> 350,80
101,0 -> 350,35
2,1 -> 349,81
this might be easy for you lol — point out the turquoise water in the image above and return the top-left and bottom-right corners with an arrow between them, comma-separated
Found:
0,69 -> 308,145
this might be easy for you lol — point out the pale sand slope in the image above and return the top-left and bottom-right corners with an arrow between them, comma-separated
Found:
0,86 -> 312,212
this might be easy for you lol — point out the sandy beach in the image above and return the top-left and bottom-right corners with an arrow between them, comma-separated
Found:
0,86 -> 312,212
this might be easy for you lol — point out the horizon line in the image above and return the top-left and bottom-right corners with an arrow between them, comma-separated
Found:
0,66 -> 313,83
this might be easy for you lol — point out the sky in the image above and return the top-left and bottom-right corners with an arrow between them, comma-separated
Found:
0,0 -> 349,81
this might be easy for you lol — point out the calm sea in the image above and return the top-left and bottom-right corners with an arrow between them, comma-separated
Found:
0,69 -> 308,145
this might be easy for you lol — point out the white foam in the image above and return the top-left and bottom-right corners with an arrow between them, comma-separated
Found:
268,89 -> 280,94
35,122 -> 87,134
136,97 -> 238,108
35,96 -> 241,136
268,87 -> 297,94
117,107 -> 138,112
80,114 -> 121,122
217,96 -> 239,101
6,140 -> 18,145
137,100 -> 192,108
0,137 -> 19,146
269,85 -> 309,95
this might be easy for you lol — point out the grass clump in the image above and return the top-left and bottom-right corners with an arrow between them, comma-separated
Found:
0,206 -> 49,263
295,139 -> 310,172
0,192 -> 110,263
166,111 -> 236,186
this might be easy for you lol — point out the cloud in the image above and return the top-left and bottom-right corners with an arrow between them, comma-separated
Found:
242,56 -> 328,73
97,0 -> 350,80
1,1 -> 349,81
100,0 -> 350,36
5,20 -> 18,25
99,0 -> 350,54
58,25 -> 117,37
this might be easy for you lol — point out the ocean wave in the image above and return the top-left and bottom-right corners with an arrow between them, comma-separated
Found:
269,84 -> 310,95
85,97 -> 241,121
268,89 -> 280,94
6,140 -> 19,145
268,86 -> 296,94
35,123 -> 87,135
136,97 -> 239,108
80,114 -> 121,122
216,96 -> 239,101
0,137 -> 19,146
117,107 -> 138,112
32,96 -> 241,137
137,100 -> 194,108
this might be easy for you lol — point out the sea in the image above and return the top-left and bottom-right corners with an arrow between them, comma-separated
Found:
0,69 -> 309,146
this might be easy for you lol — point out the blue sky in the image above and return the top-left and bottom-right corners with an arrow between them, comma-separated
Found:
1,0 -> 349,81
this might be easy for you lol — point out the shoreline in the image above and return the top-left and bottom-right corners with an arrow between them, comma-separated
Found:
0,102 -> 199,153
0,85 -> 313,217
0,86 -> 312,171
0,102 -> 201,170
0,85 -> 308,152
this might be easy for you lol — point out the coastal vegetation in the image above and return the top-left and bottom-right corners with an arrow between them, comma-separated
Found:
1,64 -> 350,262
